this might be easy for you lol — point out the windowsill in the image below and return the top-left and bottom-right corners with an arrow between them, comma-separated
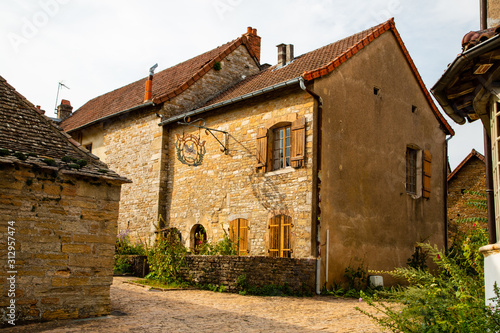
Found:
264,167 -> 295,177
407,191 -> 422,199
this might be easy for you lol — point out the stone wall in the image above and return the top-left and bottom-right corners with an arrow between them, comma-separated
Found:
164,90 -> 315,257
182,256 -> 316,293
73,44 -> 261,245
0,163 -> 122,325
448,156 -> 486,242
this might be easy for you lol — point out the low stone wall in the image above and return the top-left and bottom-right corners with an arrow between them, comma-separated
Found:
120,255 -> 317,293
182,255 -> 316,293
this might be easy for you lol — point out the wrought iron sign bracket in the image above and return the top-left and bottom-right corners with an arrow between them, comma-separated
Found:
177,117 -> 229,155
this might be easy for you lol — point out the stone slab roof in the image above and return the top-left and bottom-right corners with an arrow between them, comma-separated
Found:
0,75 -> 130,183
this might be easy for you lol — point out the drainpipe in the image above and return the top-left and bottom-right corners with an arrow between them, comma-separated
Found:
299,77 -> 323,294
484,131 -> 497,243
445,135 -> 452,253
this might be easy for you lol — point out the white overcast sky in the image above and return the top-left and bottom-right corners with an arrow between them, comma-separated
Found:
0,0 -> 485,169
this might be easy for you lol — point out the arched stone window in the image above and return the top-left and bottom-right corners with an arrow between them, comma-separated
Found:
256,117 -> 306,172
190,224 -> 207,254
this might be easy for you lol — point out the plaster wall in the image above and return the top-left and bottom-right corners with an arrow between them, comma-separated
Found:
315,31 -> 448,286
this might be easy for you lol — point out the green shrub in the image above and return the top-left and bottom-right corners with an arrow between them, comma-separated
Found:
145,228 -> 187,283
115,230 -> 146,255
357,190 -> 500,332
196,227 -> 237,256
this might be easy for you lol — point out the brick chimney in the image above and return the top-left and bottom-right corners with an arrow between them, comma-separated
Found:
277,43 -> 294,67
57,99 -> 73,120
244,26 -> 261,63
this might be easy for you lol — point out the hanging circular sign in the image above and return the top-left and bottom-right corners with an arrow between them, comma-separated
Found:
175,133 -> 206,166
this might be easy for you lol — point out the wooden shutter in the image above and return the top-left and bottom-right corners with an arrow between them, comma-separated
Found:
281,215 -> 292,258
230,218 -> 248,256
423,150 -> 431,199
229,219 -> 238,243
238,219 -> 248,256
269,215 -> 292,258
269,216 -> 279,257
291,117 -> 305,168
256,128 -> 268,169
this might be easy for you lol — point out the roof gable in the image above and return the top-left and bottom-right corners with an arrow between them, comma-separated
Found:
447,149 -> 485,181
61,32 -> 260,132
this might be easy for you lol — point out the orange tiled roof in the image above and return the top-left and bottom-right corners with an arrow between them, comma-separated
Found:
204,19 -> 454,136
61,32 -> 260,132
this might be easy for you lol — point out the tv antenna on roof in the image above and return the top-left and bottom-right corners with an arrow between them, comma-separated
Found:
54,81 -> 70,114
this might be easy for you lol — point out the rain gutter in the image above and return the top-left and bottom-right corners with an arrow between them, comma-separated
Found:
66,101 -> 154,133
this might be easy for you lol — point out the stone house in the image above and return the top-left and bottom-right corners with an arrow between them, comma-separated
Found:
447,149 -> 486,243
0,75 -> 129,325
61,19 -> 453,288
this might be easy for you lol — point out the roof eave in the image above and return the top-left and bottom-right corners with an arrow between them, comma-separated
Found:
431,34 -> 500,125
64,101 -> 154,133
159,78 -> 301,126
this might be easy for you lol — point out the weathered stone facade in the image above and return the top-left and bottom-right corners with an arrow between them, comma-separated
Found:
164,90 -> 315,257
70,44 -> 261,244
0,163 -> 122,325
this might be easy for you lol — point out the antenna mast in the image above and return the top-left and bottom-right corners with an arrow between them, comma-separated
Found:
54,81 -> 70,114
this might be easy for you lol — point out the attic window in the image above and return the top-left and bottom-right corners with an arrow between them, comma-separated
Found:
412,105 -> 418,113
373,87 -> 380,96
84,143 -> 92,153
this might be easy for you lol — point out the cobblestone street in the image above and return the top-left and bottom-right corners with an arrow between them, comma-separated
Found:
4,277 -> 384,332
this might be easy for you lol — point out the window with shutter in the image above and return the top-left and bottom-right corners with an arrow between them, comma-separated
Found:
256,116 -> 306,171
422,150 -> 431,199
229,218 -> 248,255
268,215 -> 292,258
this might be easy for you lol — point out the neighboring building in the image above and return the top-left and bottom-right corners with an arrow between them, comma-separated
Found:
431,0 -> 499,307
0,75 -> 129,325
447,149 -> 487,243
62,19 -> 453,287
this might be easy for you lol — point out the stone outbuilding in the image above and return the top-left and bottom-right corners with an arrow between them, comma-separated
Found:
0,75 -> 130,325
447,149 -> 487,244
61,19 -> 453,288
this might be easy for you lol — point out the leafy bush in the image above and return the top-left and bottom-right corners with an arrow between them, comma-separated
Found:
357,190 -> 500,332
196,227 -> 237,256
145,228 -> 188,283
115,229 -> 146,255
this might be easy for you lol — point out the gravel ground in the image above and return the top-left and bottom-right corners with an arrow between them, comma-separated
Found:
3,277 -> 386,332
